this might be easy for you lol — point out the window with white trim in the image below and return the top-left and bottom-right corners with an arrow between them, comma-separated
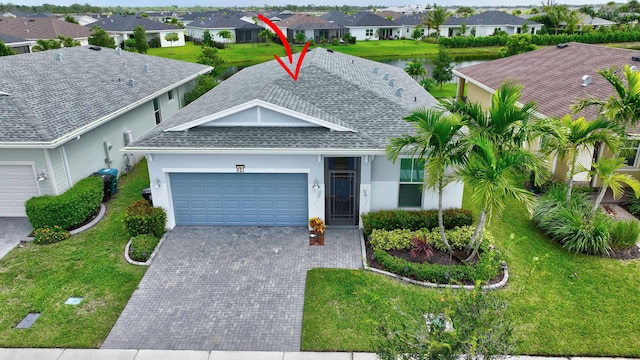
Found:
168,89 -> 174,101
623,139 -> 640,167
153,97 -> 161,124
366,29 -> 374,37
399,158 -> 425,207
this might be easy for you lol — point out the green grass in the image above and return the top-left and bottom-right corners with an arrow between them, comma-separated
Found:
301,186 -> 640,356
428,83 -> 461,99
0,160 -> 150,347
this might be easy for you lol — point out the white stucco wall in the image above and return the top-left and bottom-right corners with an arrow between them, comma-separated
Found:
347,27 -> 378,40
159,29 -> 186,47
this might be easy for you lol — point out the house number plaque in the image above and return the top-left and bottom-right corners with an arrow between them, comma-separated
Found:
236,165 -> 245,173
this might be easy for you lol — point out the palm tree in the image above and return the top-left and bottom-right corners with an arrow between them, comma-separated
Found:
564,10 -> 583,34
459,135 -> 541,261
426,5 -> 450,39
386,109 -> 466,255
586,157 -> 640,215
541,114 -> 621,207
404,60 -> 427,81
32,39 -> 61,52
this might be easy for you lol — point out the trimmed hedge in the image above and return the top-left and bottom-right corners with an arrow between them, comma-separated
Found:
26,176 -> 103,230
438,30 -> 640,48
369,226 -> 494,253
129,234 -> 160,262
124,200 -> 167,238
361,209 -> 473,238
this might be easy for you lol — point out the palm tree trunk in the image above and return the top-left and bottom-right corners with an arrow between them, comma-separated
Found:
465,210 -> 486,262
591,185 -> 609,216
438,182 -> 454,256
566,153 -> 578,207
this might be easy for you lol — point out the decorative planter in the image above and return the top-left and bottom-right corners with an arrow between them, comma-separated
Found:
309,230 -> 325,246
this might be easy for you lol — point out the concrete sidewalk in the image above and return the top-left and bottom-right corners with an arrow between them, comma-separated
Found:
0,350 -> 635,360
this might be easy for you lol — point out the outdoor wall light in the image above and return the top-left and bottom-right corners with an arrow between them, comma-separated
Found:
37,170 -> 46,182
312,179 -> 321,190
152,177 -> 161,189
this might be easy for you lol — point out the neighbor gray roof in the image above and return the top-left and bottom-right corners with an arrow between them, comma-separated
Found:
128,48 -> 440,152
188,15 -> 262,30
445,11 -> 541,26
0,33 -> 30,44
394,15 -> 424,26
345,12 -> 398,27
89,14 -> 182,32
0,46 -> 211,144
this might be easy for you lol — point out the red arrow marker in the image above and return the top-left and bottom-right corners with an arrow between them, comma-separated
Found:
258,14 -> 310,81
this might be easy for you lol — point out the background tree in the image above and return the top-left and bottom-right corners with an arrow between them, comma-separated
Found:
579,5 -> 596,17
0,40 -> 15,56
202,29 -> 214,47
196,46 -> 224,77
165,32 -> 179,47
58,35 -> 80,47
258,28 -> 274,46
410,26 -> 424,42
586,157 -> 640,215
88,26 -> 116,48
431,46 -> 453,89
426,4 -> 450,39
404,60 -> 427,81
133,25 -> 148,54
184,75 -> 218,105
63,14 -> 78,24
455,23 -> 467,36
217,29 -> 233,44
499,34 -> 536,57
294,31 -> 307,44
564,10 -> 583,34
32,39 -> 61,52
521,22 -> 530,34
455,6 -> 474,18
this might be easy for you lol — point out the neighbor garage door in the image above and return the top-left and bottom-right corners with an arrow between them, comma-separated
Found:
0,165 -> 39,217
170,173 -> 308,226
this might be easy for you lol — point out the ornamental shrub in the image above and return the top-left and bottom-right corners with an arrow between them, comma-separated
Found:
129,234 -> 160,262
369,226 -> 493,253
361,208 -> 473,238
26,176 -> 103,230
609,219 -> 640,249
33,225 -> 71,244
124,200 -> 167,238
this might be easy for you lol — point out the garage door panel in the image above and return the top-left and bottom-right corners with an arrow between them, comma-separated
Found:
0,165 -> 39,217
170,173 -> 308,226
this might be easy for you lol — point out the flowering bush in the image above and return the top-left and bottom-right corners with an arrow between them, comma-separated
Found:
33,225 -> 71,244
309,217 -> 326,234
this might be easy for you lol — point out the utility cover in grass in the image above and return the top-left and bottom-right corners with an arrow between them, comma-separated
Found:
64,297 -> 83,305
16,313 -> 40,329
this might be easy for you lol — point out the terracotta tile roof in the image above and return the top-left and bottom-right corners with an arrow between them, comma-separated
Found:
0,17 -> 90,40
455,42 -> 640,133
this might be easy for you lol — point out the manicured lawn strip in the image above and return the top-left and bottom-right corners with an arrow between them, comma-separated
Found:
301,186 -> 640,356
428,83 -> 460,99
0,160 -> 150,347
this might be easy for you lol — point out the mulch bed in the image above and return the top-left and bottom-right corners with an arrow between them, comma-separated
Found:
604,246 -> 640,260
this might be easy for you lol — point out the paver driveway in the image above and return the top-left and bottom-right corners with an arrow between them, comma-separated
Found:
102,226 -> 362,351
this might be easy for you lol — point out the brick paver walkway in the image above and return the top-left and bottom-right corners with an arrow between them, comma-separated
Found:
102,226 -> 362,351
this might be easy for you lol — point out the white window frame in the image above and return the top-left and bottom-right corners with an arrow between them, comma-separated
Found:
623,139 -> 640,169
398,158 -> 424,208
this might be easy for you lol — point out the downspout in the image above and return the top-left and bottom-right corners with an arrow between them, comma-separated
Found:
60,135 -> 81,189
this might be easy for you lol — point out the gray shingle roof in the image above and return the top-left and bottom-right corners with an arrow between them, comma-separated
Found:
394,15 -> 424,26
89,14 -> 182,32
0,33 -> 29,44
128,48 -> 440,152
188,15 -> 262,30
0,46 -> 211,144
345,12 -> 398,27
445,11 -> 541,26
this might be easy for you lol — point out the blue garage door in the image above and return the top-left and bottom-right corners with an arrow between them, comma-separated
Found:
170,173 -> 308,226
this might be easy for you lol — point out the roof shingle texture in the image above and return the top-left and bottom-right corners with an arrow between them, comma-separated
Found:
456,42 -> 640,132
188,15 -> 262,29
0,17 -> 90,40
130,48 -> 440,151
0,46 -> 211,143
90,14 -> 182,31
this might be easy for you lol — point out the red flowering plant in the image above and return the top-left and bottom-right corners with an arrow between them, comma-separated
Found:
309,217 -> 326,234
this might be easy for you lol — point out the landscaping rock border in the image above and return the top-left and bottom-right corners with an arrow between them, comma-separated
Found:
124,233 -> 167,266
359,230 -> 509,290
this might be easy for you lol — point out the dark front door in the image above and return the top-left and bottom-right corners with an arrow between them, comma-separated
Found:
325,157 -> 360,225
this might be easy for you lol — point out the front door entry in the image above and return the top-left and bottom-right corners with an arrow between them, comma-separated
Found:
325,157 -> 360,225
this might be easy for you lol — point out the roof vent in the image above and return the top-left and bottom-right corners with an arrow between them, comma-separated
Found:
88,46 -> 101,51
326,49 -> 334,53
122,62 -> 126,67
395,88 -> 403,97
556,43 -> 568,49
0,91 -> 10,96
143,64 -> 149,72
55,53 -> 63,62
389,79 -> 395,87
383,73 -> 390,80
633,56 -> 640,62
581,75 -> 592,86
373,67 -> 379,74
127,78 -> 134,87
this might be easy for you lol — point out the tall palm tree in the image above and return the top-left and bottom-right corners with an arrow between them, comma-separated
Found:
459,135 -> 541,261
426,5 -> 450,39
563,10 -> 583,34
386,108 -> 466,255
586,157 -> 640,215
541,114 -> 621,207
404,60 -> 427,81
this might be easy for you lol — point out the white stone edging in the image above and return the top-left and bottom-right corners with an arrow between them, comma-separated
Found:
359,229 -> 509,290
124,232 -> 168,266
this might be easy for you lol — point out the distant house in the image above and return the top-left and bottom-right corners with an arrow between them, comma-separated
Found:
343,12 -> 401,40
275,14 -> 340,43
442,11 -> 542,37
0,46 -> 211,216
186,14 -> 263,43
0,33 -> 35,53
395,14 -> 427,39
89,14 -> 185,48
2,11 -> 52,18
123,48 -> 461,228
0,17 -> 91,45
73,14 -> 99,26
454,42 -> 640,184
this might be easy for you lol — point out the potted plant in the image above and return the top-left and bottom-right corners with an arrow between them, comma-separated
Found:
309,217 -> 326,246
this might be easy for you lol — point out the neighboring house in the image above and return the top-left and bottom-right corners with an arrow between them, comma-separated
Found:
343,12 -> 401,40
73,14 -> 99,26
442,11 -> 542,37
454,42 -> 640,184
0,33 -> 35,53
89,14 -> 185,48
186,14 -> 263,43
275,14 -> 340,43
0,17 -> 91,45
2,11 -> 52,18
0,46 -> 211,217
395,14 -> 427,39
521,13 -> 616,30
124,48 -> 462,229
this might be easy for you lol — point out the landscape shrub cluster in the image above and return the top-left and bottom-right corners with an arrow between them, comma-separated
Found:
128,234 -> 160,262
438,30 -> 640,48
124,199 -> 167,239
25,176 -> 103,230
369,225 -> 493,253
33,225 -> 71,245
361,208 -> 473,238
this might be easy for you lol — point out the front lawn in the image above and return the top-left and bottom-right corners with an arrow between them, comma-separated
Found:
0,160 -> 150,347
301,186 -> 640,356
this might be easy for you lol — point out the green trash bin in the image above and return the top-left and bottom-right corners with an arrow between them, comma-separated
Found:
96,168 -> 118,196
